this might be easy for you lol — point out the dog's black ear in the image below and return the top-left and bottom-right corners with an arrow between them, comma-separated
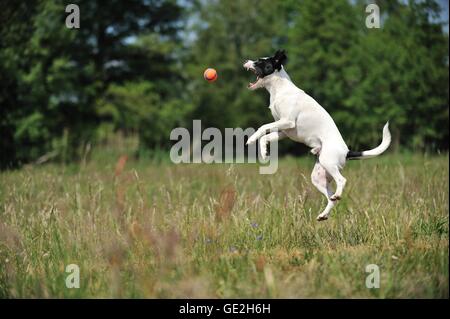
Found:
273,49 -> 287,70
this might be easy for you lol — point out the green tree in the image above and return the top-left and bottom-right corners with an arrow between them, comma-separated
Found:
0,0 -> 186,168
1,2 -> 42,167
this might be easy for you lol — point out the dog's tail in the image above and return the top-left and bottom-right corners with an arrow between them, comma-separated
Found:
346,122 -> 391,160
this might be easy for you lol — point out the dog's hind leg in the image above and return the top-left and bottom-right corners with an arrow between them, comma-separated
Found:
310,161 -> 336,221
319,155 -> 347,201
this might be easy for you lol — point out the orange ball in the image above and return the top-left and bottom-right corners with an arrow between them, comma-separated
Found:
204,68 -> 218,82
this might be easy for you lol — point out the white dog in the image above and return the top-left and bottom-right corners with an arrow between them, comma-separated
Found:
244,50 -> 391,221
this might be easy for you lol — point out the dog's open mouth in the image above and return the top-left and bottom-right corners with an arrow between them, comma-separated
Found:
245,67 -> 260,89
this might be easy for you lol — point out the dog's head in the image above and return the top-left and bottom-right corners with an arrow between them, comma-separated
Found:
243,49 -> 287,90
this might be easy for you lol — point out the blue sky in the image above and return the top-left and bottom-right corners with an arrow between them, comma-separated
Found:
438,0 -> 449,33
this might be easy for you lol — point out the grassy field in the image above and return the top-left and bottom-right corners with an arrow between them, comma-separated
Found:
0,151 -> 448,298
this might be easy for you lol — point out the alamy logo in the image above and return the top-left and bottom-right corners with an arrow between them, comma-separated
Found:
365,4 -> 380,29
65,4 -> 80,29
365,264 -> 380,289
170,120 -> 278,174
65,264 -> 80,289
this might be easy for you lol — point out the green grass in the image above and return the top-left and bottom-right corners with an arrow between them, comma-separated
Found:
0,152 -> 448,298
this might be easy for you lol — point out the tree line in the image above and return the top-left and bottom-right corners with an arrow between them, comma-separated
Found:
1,0 -> 448,169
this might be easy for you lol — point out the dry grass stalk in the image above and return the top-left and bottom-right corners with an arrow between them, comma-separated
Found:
215,185 -> 236,221
114,155 -> 128,177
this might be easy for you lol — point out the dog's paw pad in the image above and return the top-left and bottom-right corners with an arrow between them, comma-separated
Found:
317,215 -> 328,221
330,194 -> 341,201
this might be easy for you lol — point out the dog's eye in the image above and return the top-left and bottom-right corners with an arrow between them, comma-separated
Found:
264,64 -> 273,73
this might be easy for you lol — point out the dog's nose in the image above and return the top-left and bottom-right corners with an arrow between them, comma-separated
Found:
243,60 -> 253,69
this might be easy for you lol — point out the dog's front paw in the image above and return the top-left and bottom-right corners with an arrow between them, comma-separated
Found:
246,135 -> 258,145
260,146 -> 268,160
259,137 -> 268,160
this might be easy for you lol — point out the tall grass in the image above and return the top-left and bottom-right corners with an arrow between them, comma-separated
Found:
0,151 -> 448,298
